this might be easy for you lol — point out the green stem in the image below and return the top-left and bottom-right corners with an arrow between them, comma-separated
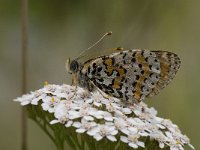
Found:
81,134 -> 85,150
33,118 -> 56,144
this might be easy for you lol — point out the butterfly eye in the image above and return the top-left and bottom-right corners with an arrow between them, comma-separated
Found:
70,60 -> 79,73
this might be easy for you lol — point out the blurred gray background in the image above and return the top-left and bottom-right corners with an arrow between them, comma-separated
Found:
0,0 -> 199,149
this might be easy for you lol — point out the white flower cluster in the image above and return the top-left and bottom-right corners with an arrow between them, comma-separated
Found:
14,84 -> 194,150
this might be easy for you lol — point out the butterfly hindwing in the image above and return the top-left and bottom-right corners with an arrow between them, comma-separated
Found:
81,49 -> 180,102
147,51 -> 181,98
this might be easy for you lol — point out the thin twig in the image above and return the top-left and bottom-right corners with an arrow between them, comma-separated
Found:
21,0 -> 28,150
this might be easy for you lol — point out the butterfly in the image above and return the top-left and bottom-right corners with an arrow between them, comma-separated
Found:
66,32 -> 181,103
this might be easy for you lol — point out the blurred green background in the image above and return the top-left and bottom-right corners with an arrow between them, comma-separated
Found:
0,0 -> 199,149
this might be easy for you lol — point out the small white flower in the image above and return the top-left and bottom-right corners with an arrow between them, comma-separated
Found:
50,120 -> 60,125
92,92 -> 104,107
89,110 -> 104,119
53,102 -> 71,124
168,140 -> 184,150
68,110 -> 81,119
120,133 -> 145,149
105,103 -> 115,112
149,131 -> 168,149
73,119 -> 97,133
114,117 -> 129,135
52,88 -> 69,99
41,96 -> 60,113
136,124 -> 150,137
14,93 -> 34,105
122,107 -> 132,114
162,119 -> 178,132
42,84 -> 58,94
93,101 -> 102,107
154,117 -> 166,129
89,124 -> 118,142
69,103 -> 95,121
102,111 -> 113,121
181,135 -> 195,149
65,120 -> 73,127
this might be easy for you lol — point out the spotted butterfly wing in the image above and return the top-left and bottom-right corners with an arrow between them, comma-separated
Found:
81,49 -> 181,103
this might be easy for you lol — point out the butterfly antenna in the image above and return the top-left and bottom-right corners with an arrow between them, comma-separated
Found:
76,31 -> 112,60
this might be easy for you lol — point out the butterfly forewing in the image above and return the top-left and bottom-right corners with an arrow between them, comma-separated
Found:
81,49 -> 181,103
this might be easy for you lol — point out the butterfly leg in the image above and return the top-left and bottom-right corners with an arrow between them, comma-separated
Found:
90,81 -> 110,99
69,73 -> 78,100
69,85 -> 77,100
98,88 -> 111,99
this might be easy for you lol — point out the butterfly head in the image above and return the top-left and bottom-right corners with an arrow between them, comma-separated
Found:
66,58 -> 80,74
